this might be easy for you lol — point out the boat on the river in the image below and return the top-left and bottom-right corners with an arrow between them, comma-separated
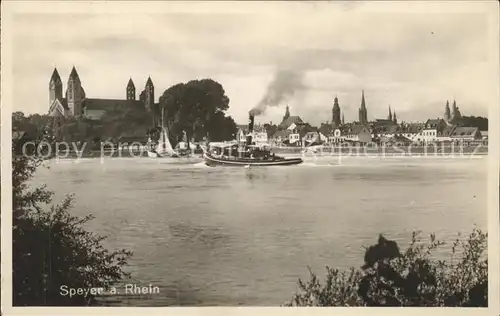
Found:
203,114 -> 303,167
203,145 -> 303,166
147,127 -> 180,158
147,108 -> 190,158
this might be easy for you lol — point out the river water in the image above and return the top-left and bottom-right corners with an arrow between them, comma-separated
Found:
31,154 -> 487,306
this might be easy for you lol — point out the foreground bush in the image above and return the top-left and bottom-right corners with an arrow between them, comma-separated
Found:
12,146 -> 132,306
287,230 -> 488,307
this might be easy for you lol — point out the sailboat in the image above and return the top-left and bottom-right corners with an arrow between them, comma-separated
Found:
176,130 -> 194,157
147,127 -> 179,158
147,108 -> 179,158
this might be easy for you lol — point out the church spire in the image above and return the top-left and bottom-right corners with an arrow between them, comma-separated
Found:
49,67 -> 63,110
284,105 -> 290,120
66,66 -> 83,116
127,78 -> 136,100
69,66 -> 79,79
143,76 -> 155,112
388,105 -> 392,121
50,68 -> 61,83
127,77 -> 135,88
359,90 -> 368,124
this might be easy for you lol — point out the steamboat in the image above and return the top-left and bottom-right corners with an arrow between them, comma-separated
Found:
203,114 -> 303,167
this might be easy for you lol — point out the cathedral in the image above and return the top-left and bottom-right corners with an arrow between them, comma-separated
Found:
48,66 -> 159,125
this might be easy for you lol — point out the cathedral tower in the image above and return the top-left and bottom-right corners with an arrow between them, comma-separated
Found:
66,66 -> 84,116
444,100 -> 451,122
451,99 -> 461,121
144,76 -> 154,112
332,96 -> 341,128
388,105 -> 392,121
127,78 -> 136,100
49,68 -> 63,107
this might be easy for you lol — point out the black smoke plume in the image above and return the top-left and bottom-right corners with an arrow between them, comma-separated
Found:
249,69 -> 304,116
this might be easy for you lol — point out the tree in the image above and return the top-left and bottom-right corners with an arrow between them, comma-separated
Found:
99,108 -> 152,139
454,116 -> 488,130
287,229 -> 487,307
264,123 -> 278,140
159,79 -> 234,145
12,136 -> 132,306
205,111 -> 238,142
160,83 -> 188,146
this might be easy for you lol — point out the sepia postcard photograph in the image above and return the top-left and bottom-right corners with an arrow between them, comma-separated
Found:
1,1 -> 499,315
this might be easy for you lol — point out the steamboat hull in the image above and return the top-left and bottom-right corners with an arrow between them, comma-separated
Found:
204,153 -> 303,167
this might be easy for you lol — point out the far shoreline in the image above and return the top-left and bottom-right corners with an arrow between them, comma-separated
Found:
41,147 -> 487,160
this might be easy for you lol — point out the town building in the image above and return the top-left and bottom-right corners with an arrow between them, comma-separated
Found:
319,123 -> 335,143
303,131 -> 328,145
449,127 -> 482,141
270,106 -> 321,146
272,129 -> 292,145
371,118 -> 399,139
396,122 -> 425,142
342,124 -> 372,144
480,130 -> 488,140
415,118 -> 447,143
236,125 -> 247,143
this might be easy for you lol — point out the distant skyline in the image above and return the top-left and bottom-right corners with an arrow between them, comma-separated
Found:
9,1 -> 497,125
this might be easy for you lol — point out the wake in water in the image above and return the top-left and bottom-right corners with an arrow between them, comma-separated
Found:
193,161 -> 211,168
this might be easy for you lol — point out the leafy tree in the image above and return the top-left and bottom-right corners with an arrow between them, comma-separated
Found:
12,137 -> 132,306
159,79 -> 233,146
205,111 -> 238,142
12,113 -> 52,140
99,108 -> 152,139
454,116 -> 488,130
287,229 -> 487,307
264,123 -> 278,140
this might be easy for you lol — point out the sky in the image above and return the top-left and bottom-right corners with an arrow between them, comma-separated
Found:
9,1 -> 497,126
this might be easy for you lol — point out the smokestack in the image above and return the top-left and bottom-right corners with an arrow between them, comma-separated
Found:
246,114 -> 255,145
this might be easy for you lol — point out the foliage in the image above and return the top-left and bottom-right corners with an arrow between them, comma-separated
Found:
12,140 -> 132,306
12,112 -> 53,140
264,123 -> 279,139
159,79 -> 236,145
205,111 -> 238,142
99,108 -> 153,140
287,230 -> 488,307
454,116 -> 488,131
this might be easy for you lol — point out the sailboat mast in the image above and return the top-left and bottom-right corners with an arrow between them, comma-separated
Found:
161,106 -> 165,129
